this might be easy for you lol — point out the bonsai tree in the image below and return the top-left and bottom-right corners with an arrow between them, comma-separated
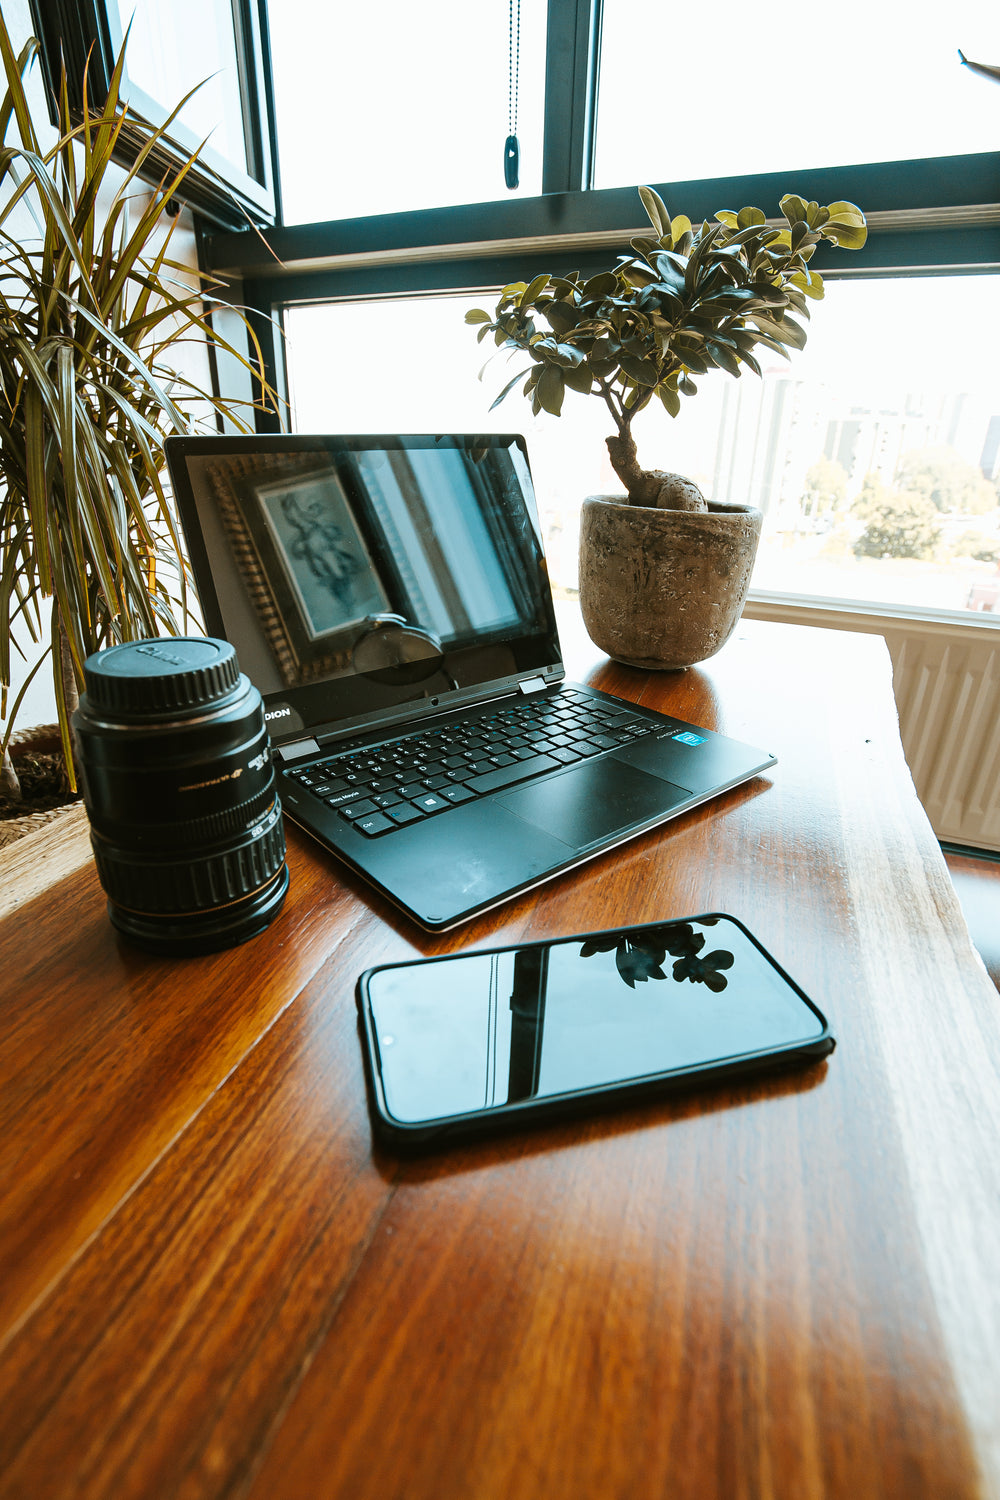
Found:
467,187 -> 867,511
0,21 -> 279,798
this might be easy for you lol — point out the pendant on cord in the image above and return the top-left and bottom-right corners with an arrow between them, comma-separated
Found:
506,0 -> 519,189
504,134 -> 519,190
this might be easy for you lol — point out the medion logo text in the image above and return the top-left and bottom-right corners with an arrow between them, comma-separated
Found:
265,707 -> 292,721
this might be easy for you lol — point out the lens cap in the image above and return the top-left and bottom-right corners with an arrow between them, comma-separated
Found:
82,637 -> 241,718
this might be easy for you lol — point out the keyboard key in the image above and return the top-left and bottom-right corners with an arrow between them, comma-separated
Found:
441,784 -> 475,804
567,737 -> 604,756
551,746 -> 583,764
399,781 -> 430,800
467,753 -> 560,794
386,801 -> 426,825
326,788 -> 364,808
372,791 -> 404,809
340,798 -> 378,819
353,812 -> 394,836
414,793 -> 448,813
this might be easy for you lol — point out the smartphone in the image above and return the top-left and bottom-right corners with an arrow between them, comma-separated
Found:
355,913 -> 834,1151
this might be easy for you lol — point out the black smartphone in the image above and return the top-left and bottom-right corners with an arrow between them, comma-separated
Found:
355,913 -> 834,1151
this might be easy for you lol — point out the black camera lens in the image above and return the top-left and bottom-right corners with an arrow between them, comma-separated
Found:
73,636 -> 289,955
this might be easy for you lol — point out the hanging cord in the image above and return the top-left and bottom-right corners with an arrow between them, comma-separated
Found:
505,0 -> 520,189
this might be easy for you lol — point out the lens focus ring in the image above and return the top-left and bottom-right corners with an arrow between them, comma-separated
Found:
91,802 -> 286,916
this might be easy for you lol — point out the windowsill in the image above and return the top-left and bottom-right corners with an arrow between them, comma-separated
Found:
744,589 -> 1000,638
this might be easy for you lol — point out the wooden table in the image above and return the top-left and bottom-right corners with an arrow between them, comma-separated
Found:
2,616 -> 999,1500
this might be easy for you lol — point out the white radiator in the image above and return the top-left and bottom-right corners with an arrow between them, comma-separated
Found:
888,628 -> 1000,851
744,595 -> 1000,853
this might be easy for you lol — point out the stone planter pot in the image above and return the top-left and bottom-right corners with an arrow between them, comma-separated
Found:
578,495 -> 763,670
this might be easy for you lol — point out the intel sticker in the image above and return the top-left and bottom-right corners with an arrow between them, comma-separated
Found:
674,732 -> 706,746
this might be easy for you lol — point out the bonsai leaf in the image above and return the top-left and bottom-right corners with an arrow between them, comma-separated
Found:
736,206 -> 767,229
779,194 -> 809,225
563,362 -> 594,394
716,223 -> 780,252
488,368 -> 532,409
821,201 -> 868,249
582,271 -> 619,298
790,218 -> 814,252
520,272 -> 551,307
620,259 -> 659,289
618,353 -> 660,386
534,336 -> 586,369
769,313 -> 809,350
705,338 -> 743,376
638,185 -> 671,240
657,382 -> 681,417
669,214 -> 693,247
545,299 -> 583,334
670,339 -> 709,374
789,266 -> 826,299
534,363 -> 565,415
464,308 -> 493,324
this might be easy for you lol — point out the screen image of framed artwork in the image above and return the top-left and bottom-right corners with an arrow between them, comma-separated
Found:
253,471 -> 390,642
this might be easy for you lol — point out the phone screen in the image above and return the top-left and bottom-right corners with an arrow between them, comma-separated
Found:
359,915 -> 831,1135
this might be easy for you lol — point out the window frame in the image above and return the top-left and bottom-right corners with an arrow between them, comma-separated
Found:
28,0 -> 279,226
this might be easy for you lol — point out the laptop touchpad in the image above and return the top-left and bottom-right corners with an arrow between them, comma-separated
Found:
498,758 -> 690,852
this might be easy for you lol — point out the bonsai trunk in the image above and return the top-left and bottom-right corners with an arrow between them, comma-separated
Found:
606,431 -> 708,513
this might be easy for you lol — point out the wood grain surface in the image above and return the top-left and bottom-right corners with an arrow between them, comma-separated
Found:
1,616 -> 998,1500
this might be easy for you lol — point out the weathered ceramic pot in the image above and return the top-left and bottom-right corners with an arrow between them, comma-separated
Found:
578,495 -> 763,670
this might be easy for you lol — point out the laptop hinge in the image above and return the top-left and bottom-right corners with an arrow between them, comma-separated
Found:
518,676 -> 549,696
276,737 -> 321,762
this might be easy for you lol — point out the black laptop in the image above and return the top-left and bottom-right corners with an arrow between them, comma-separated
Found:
166,433 -> 775,929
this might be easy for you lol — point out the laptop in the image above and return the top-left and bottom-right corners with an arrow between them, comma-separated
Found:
165,433 -> 776,930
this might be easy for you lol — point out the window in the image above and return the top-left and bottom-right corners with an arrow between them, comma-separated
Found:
595,0 -> 999,188
29,0 -> 277,224
201,0 -> 1000,618
268,0 -> 548,222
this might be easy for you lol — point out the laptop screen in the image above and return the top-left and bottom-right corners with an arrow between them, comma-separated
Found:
167,434 -> 563,740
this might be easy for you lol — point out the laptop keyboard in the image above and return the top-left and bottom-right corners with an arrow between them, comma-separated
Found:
284,690 -> 661,837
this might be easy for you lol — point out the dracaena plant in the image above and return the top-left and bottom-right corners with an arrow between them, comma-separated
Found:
467,186 -> 866,511
0,19 -> 280,798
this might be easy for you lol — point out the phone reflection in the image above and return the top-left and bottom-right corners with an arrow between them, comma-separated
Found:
366,917 -> 827,1127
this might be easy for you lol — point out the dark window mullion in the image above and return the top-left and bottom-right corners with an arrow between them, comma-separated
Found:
542,0 -> 603,193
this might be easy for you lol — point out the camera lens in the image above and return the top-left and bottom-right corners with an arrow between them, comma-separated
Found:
73,636 -> 289,955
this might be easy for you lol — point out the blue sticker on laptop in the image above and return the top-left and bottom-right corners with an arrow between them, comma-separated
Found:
674,732 -> 707,746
